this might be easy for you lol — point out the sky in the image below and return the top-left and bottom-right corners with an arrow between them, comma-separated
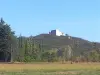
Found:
0,0 -> 100,42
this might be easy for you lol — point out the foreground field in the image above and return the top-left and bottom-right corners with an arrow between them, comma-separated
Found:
0,71 -> 100,75
0,62 -> 100,71
0,62 -> 100,75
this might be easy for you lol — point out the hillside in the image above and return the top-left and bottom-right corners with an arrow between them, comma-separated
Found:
33,34 -> 100,55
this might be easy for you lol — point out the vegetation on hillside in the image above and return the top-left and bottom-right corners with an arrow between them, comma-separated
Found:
0,18 -> 100,63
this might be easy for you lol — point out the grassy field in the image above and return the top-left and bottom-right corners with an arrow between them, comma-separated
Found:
0,71 -> 100,75
0,62 -> 100,75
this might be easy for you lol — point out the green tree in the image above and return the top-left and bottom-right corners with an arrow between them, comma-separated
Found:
88,50 -> 99,62
42,49 -> 58,62
0,18 -> 17,62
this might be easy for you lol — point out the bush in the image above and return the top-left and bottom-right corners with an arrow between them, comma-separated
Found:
41,51 -> 58,62
24,56 -> 35,62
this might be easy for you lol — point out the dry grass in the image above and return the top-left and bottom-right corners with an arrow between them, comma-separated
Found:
0,62 -> 100,72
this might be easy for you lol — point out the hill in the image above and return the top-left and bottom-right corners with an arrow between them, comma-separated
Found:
33,34 -> 100,56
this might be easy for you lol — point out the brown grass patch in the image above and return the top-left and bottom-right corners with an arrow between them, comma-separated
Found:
0,62 -> 100,72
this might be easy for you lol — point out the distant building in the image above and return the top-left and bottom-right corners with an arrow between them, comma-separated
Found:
49,29 -> 65,36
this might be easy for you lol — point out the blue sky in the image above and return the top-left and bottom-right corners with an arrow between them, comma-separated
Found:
0,0 -> 100,42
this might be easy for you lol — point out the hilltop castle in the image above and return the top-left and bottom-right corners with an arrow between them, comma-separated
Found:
49,29 -> 65,36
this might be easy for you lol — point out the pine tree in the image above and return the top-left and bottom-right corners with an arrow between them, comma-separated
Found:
0,18 -> 16,62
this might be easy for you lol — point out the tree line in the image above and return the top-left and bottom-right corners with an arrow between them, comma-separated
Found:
0,18 -> 100,63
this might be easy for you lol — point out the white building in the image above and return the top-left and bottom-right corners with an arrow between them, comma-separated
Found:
49,29 -> 65,36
